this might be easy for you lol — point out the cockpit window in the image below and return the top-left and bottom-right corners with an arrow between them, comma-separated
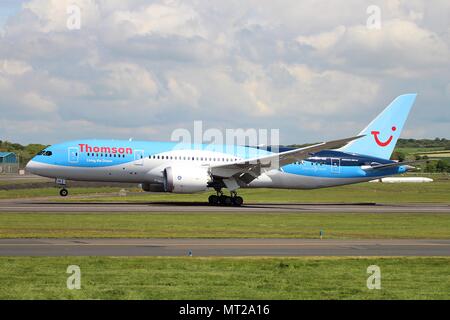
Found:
37,150 -> 52,156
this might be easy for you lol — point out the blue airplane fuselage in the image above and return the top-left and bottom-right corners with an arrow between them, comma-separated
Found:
26,139 -> 407,191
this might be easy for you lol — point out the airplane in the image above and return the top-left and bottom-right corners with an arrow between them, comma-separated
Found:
26,94 -> 417,206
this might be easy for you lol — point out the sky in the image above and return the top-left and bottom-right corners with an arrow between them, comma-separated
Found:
0,0 -> 449,145
0,1 -> 21,27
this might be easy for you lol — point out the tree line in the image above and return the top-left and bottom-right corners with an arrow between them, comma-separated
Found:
0,140 -> 47,168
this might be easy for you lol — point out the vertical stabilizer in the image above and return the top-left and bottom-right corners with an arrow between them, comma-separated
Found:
339,94 -> 417,159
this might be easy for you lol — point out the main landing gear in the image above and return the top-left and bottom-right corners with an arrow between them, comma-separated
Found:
208,190 -> 243,206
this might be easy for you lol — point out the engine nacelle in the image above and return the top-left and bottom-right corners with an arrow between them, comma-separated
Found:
163,166 -> 211,193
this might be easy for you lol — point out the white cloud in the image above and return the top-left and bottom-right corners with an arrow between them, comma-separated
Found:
167,77 -> 200,108
110,3 -> 206,38
0,59 -> 32,75
297,19 -> 450,70
23,0 -> 100,32
297,26 -> 346,51
21,91 -> 57,113
0,0 -> 449,144
101,62 -> 158,98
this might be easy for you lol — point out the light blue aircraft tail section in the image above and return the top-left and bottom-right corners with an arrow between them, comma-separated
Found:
339,94 -> 417,160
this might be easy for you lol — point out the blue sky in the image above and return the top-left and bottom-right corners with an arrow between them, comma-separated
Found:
0,1 -> 449,145
0,1 -> 22,28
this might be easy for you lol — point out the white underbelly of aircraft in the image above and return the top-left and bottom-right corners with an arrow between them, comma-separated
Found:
32,160 -> 374,190
247,170 -> 372,189
29,161 -> 156,183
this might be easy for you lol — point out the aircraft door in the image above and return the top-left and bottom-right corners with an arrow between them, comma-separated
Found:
68,147 -> 79,163
134,150 -> 144,165
331,158 -> 340,174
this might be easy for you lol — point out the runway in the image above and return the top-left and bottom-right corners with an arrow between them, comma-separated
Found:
0,238 -> 449,256
0,200 -> 449,213
1,200 -> 448,257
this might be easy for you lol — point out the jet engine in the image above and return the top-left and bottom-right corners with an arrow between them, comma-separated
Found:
163,166 -> 211,193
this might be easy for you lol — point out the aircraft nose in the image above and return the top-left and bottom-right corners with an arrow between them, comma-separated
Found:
25,160 -> 39,175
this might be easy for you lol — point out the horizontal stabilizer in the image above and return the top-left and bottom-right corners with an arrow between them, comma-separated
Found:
362,160 -> 424,171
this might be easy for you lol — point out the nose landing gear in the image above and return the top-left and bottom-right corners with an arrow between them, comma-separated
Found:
208,189 -> 243,206
56,178 -> 68,197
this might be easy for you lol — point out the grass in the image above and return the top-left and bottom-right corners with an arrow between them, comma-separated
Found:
396,147 -> 446,154
71,176 -> 450,204
0,178 -> 50,186
0,176 -> 449,204
0,212 -> 449,239
421,153 -> 450,158
67,181 -> 450,204
0,256 -> 448,299
0,187 -> 124,199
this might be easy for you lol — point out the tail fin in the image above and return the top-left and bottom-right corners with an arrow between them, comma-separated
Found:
339,94 -> 417,159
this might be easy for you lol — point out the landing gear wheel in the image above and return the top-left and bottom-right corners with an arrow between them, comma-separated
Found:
209,189 -> 243,206
59,188 -> 68,197
232,196 -> 243,206
208,195 -> 219,205
223,196 -> 232,206
218,195 -> 228,205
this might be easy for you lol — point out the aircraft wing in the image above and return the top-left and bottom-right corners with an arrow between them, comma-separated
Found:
210,135 -> 364,185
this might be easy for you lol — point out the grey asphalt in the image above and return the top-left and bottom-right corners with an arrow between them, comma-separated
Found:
0,200 -> 449,213
1,201 -> 448,256
0,238 -> 449,256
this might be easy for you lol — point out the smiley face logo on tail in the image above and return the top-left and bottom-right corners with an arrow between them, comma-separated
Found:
371,126 -> 396,147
